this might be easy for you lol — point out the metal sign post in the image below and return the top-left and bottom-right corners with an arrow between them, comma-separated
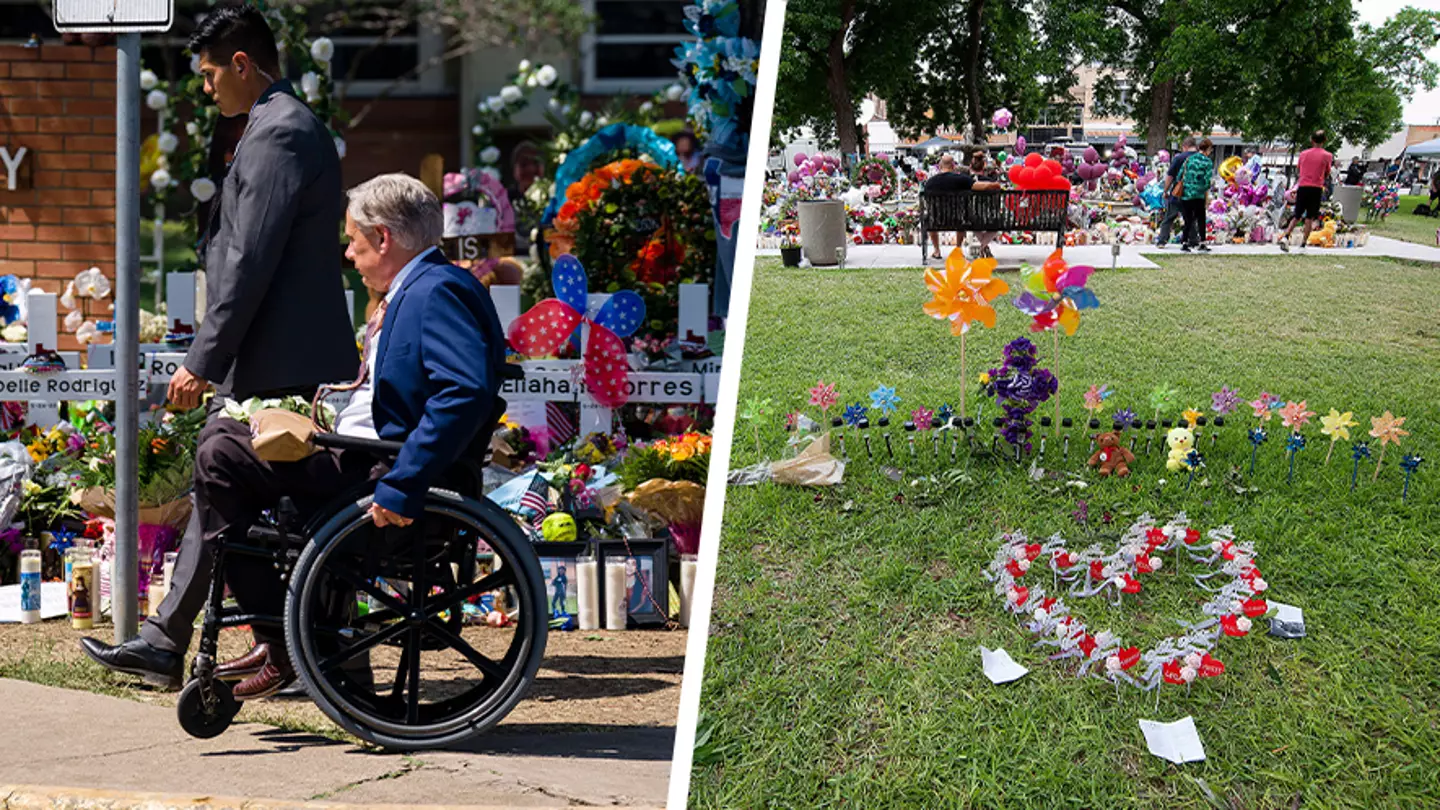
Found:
54,1 -> 172,643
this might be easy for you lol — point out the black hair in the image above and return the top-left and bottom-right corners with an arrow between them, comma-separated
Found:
1312,129 -> 1327,145
189,3 -> 280,73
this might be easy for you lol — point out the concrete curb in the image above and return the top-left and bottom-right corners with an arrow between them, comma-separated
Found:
0,785 -> 664,810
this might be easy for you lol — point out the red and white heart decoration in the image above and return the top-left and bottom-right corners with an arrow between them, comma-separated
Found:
984,513 -> 1271,691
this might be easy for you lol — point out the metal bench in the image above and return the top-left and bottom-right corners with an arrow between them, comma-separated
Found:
919,189 -> 1070,263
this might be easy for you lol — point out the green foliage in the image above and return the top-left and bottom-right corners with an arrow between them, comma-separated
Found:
619,443 -> 711,490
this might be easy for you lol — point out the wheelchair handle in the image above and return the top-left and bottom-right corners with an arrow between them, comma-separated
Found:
313,433 -> 405,456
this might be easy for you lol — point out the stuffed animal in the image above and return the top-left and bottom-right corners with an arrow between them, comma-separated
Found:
1306,220 -> 1337,248
1165,427 -> 1195,472
1088,431 -> 1134,477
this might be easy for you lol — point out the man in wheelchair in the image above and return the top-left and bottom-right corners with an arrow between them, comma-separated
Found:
83,174 -> 509,700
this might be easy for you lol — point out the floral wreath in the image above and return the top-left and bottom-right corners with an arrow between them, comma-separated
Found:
984,513 -> 1270,690
542,124 -> 682,225
852,157 -> 897,201
442,168 -> 516,234
670,0 -> 758,153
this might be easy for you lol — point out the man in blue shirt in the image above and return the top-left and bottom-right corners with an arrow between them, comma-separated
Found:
1154,136 -> 1197,249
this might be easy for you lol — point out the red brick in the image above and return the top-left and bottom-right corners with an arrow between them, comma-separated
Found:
65,135 -> 111,152
0,116 -> 36,133
66,99 -> 113,116
37,152 -> 92,171
37,117 -> 93,134
90,81 -> 116,99
0,46 -> 41,62
44,46 -> 101,62
14,133 -> 66,153
36,261 -> 92,279
34,207 -> 65,224
45,80 -> 92,97
91,47 -> 117,62
62,243 -> 111,261
0,260 -> 36,276
37,225 -> 88,242
89,226 -> 115,243
35,188 -> 89,205
0,80 -> 41,98
11,62 -> 66,80
63,171 -> 112,190
90,190 -> 115,206
91,153 -> 115,170
0,208 -> 35,225
7,98 -> 64,116
90,117 -> 115,135
62,207 -> 112,225
0,64 -> 10,79
0,225 -> 36,241
10,242 -> 63,260
66,63 -> 113,80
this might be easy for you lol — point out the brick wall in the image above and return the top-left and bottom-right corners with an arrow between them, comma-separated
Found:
0,42 -> 117,351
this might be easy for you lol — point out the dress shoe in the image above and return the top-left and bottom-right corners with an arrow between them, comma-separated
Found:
79,637 -> 182,690
215,642 -> 270,682
233,649 -> 295,701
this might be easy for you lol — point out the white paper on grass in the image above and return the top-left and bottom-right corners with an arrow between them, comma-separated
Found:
1270,601 -> 1304,625
0,582 -> 70,622
1139,716 -> 1207,764
979,646 -> 1029,684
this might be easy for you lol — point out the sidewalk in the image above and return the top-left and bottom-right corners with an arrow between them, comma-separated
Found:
0,679 -> 669,808
758,234 -> 1440,270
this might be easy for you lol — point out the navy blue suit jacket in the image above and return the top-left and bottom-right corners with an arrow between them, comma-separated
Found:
371,248 -> 506,517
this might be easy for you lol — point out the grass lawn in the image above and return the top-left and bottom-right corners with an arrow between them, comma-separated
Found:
1364,194 -> 1439,247
693,255 -> 1440,809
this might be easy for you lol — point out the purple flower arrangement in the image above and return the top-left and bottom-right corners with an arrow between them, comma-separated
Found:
985,337 -> 1058,453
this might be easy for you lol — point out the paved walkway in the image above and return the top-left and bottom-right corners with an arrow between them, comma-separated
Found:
0,679 -> 669,808
759,235 -> 1440,270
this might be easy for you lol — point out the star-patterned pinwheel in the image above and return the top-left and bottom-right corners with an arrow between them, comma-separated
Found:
937,404 -> 955,424
1351,441 -> 1372,490
1083,384 -> 1112,415
1148,384 -> 1178,421
809,380 -> 839,417
1285,433 -> 1307,483
870,384 -> 901,416
1320,408 -> 1357,464
1279,400 -> 1316,431
1249,393 -> 1282,422
1247,427 -> 1268,474
48,525 -> 77,555
1182,408 -> 1203,428
1369,411 -> 1408,481
1012,249 -> 1099,336
1211,386 -> 1241,415
923,251 -> 1009,336
1184,448 -> 1204,489
1400,453 -> 1423,501
842,402 -> 868,427
506,254 -> 645,408
1113,408 -> 1138,429
911,407 -> 934,430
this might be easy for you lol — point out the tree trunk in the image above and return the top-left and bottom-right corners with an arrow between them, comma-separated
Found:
963,0 -> 987,144
1146,77 -> 1174,153
827,0 -> 859,157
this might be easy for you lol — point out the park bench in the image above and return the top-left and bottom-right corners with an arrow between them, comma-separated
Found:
918,189 -> 1070,263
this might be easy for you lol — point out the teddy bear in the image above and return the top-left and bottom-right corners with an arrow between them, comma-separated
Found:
1087,431 -> 1134,477
1306,220 -> 1337,248
1165,426 -> 1195,471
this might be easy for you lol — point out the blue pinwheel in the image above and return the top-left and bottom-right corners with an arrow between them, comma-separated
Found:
1400,454 -> 1423,502
1247,428 -> 1268,474
1185,448 -> 1204,489
869,385 -> 901,416
1285,434 -> 1307,483
0,275 -> 20,325
505,254 -> 645,408
937,404 -> 955,424
1351,441 -> 1372,491
842,403 -> 868,427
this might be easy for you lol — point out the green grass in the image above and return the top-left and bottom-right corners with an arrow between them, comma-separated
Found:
1365,194 -> 1439,247
693,256 -> 1440,809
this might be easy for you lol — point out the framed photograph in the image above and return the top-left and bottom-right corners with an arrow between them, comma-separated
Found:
598,539 -> 669,627
534,541 -> 588,620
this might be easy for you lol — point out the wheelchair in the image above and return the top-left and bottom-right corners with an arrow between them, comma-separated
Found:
176,375 -> 549,751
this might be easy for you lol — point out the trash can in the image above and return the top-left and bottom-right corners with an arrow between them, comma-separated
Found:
798,199 -> 847,266
1333,185 -> 1361,224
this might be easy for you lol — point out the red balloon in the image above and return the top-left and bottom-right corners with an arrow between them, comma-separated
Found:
1025,152 -> 1043,168
1017,167 -> 1037,187
1008,165 -> 1024,184
1049,175 -> 1072,190
1043,159 -> 1063,175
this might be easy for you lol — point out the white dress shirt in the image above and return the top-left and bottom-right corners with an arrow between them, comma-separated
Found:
332,249 -> 433,438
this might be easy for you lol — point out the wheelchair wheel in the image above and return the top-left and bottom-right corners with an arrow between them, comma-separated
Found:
284,489 -> 548,750
176,678 -> 240,739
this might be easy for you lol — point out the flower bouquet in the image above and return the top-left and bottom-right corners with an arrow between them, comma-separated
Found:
441,168 -> 515,238
620,432 -> 712,554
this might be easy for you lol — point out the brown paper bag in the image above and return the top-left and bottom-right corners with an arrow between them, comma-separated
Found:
250,408 -> 317,462
771,433 -> 846,486
77,487 -> 193,530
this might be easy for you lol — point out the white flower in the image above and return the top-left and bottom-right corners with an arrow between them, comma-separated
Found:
157,132 -> 178,153
140,70 -> 158,91
310,37 -> 334,65
1094,631 -> 1115,648
480,146 -> 501,165
471,123 -> 485,137
1211,541 -> 1224,553
1184,652 -> 1203,669
1111,576 -> 1126,588
486,95 -> 506,112
500,85 -> 523,104
665,83 -> 684,101
1016,558 -> 1030,573
64,309 -> 82,331
526,73 -> 539,88
60,281 -> 76,310
1033,608 -> 1048,621
547,97 -> 562,111
639,101 -> 654,114
75,321 -> 98,345
186,121 -> 199,136
190,177 -> 217,203
1010,547 -> 1027,561
535,64 -> 557,87
334,137 -> 346,159
555,152 -> 567,165
1237,616 -> 1252,632
1180,665 -> 1197,683
517,59 -> 532,73
1251,577 -> 1267,592
301,71 -> 321,102
1149,556 -> 1163,571
596,115 -> 609,127
1105,655 -> 1121,673
145,90 -> 168,111
75,267 -> 110,299
578,110 -> 593,127
1,323 -> 25,343
1230,600 -> 1243,613
190,53 -> 203,75
149,168 -> 172,190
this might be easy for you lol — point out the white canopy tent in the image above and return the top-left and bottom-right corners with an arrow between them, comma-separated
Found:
1403,137 -> 1440,158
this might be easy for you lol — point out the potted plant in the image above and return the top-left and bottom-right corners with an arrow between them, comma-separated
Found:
780,234 -> 802,267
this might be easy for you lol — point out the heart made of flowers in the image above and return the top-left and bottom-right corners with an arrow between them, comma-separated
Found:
984,513 -> 1270,690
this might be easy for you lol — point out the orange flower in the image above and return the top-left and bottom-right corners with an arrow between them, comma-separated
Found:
150,437 -> 168,453
922,250 -> 1008,335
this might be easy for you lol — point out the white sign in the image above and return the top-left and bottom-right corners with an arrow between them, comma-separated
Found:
53,0 -> 173,32
0,370 -> 145,402
501,370 -> 704,404
86,345 -> 185,383
0,347 -> 81,372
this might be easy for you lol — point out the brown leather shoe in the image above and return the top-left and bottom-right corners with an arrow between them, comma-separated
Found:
215,642 -> 270,682
233,660 -> 296,700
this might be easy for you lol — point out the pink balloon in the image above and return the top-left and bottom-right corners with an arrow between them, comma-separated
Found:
793,152 -> 808,167
1082,147 -> 1099,164
799,163 -> 814,177
787,170 -> 801,184
1015,136 -> 1027,154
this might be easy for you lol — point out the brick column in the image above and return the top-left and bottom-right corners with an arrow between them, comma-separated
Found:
0,42 -> 117,351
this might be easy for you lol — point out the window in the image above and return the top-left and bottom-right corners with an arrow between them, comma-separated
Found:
0,0 -> 51,43
584,0 -> 689,93
300,2 -> 445,97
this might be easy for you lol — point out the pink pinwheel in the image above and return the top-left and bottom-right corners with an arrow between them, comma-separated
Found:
1250,393 -> 1281,422
911,406 -> 934,429
1279,400 -> 1315,430
506,254 -> 646,408
809,380 -> 839,417
1211,386 -> 1241,415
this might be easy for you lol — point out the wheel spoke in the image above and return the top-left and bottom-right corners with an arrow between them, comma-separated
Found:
422,618 -> 507,681
328,565 -> 408,615
318,621 -> 408,673
405,626 -> 422,724
391,643 -> 409,699
423,568 -> 513,621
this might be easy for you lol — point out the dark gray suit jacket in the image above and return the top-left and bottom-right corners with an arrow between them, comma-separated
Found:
186,80 -> 359,399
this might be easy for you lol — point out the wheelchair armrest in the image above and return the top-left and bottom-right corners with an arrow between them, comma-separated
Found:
313,433 -> 405,457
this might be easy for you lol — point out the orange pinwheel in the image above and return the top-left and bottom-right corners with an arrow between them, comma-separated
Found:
923,249 -> 1008,335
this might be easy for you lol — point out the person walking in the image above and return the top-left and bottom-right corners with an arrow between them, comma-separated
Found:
1343,157 -> 1364,186
1179,138 -> 1215,253
1277,130 -> 1334,252
1154,136 -> 1198,249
